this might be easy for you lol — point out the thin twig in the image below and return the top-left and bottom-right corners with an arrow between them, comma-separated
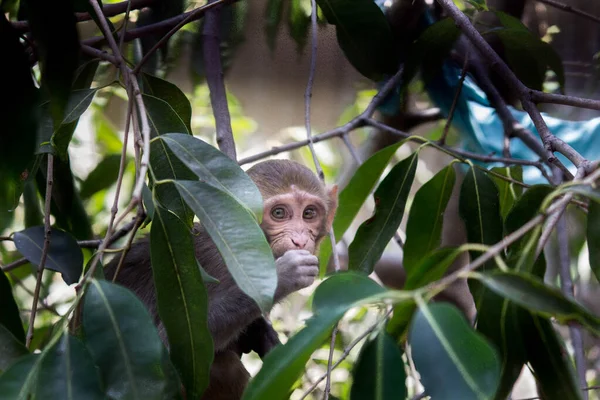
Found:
536,0 -> 600,24
556,215 -> 588,400
201,0 -> 237,160
300,308 -> 393,399
322,325 -> 338,400
439,49 -> 469,146
26,154 -> 54,348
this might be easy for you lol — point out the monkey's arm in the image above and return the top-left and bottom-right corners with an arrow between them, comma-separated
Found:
205,249 -> 318,352
230,318 -> 281,358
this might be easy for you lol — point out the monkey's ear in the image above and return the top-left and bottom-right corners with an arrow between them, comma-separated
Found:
326,185 -> 338,231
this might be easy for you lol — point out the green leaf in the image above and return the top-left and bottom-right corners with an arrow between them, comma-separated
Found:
403,18 -> 461,84
0,270 -> 25,343
82,279 -> 168,399
476,271 -> 600,335
491,26 -> 565,91
36,335 -> 104,400
561,184 -> 600,203
409,303 -> 500,400
0,354 -> 40,399
490,166 -> 523,219
144,94 -> 190,137
521,314 -> 583,400
80,154 -> 124,200
0,325 -> 28,373
459,166 -> 503,271
265,0 -> 285,50
23,179 -> 43,227
588,200 -> 600,282
159,133 -> 263,218
316,0 -> 398,80
243,273 -> 386,400
350,332 -> 407,400
173,181 -> 277,312
319,141 -> 405,274
404,165 -> 456,272
27,0 -> 79,128
0,16 -> 38,232
141,73 -> 192,133
13,226 -> 83,285
151,206 -> 213,398
349,152 -> 418,274
288,0 -> 310,51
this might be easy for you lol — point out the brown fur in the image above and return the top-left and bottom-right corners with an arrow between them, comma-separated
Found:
104,160 -> 337,399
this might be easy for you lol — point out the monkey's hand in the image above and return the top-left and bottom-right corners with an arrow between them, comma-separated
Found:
274,250 -> 319,300
232,317 -> 281,358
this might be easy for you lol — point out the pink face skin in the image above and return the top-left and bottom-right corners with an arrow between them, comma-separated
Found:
261,186 -> 328,258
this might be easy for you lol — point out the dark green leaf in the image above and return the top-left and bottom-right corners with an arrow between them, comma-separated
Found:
349,152 -> 418,274
243,273 -> 386,400
477,271 -> 600,335
491,26 -> 565,91
27,0 -> 79,127
82,279 -> 168,399
0,270 -> 25,343
0,16 -> 38,231
23,179 -> 43,227
319,141 -> 405,274
159,133 -> 263,218
265,0 -> 285,50
141,73 -> 192,133
521,314 -> 582,400
13,226 -> 83,285
288,0 -> 310,51
151,206 -> 213,397
80,154 -> 123,200
36,335 -> 104,400
350,332 -> 407,400
409,303 -> 500,400
403,18 -> 461,85
404,165 -> 456,272
0,354 -> 40,399
317,0 -> 398,80
0,326 -> 28,373
588,200 -> 600,282
173,181 -> 276,312
459,167 -> 503,272
144,94 -> 190,137
490,166 -> 523,219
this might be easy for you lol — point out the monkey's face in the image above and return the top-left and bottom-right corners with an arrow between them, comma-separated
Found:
260,187 -> 329,258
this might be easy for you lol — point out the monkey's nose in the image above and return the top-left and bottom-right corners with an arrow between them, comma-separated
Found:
291,237 -> 308,249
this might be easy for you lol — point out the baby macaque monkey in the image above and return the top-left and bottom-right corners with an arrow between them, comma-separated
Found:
105,160 -> 338,400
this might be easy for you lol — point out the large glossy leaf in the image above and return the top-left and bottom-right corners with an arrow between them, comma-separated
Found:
0,16 -> 38,232
80,154 -> 123,200
173,180 -> 276,312
349,152 -> 418,274
0,326 -> 28,373
504,185 -> 552,236
243,273 -> 386,400
0,354 -> 40,399
477,271 -> 600,335
159,133 -> 263,218
319,141 -> 405,274
404,165 -> 456,272
13,226 -> 83,285
141,73 -> 192,133
36,335 -> 104,400
0,270 -> 25,343
588,200 -> 600,282
27,0 -> 79,128
144,94 -> 190,137
490,166 -> 523,219
459,167 -> 503,274
350,331 -> 407,400
316,0 -> 398,80
151,205 -> 213,397
409,303 -> 500,400
82,279 -> 168,399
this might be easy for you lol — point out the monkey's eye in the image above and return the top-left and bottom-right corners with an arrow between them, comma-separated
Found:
303,207 -> 317,220
271,207 -> 287,220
